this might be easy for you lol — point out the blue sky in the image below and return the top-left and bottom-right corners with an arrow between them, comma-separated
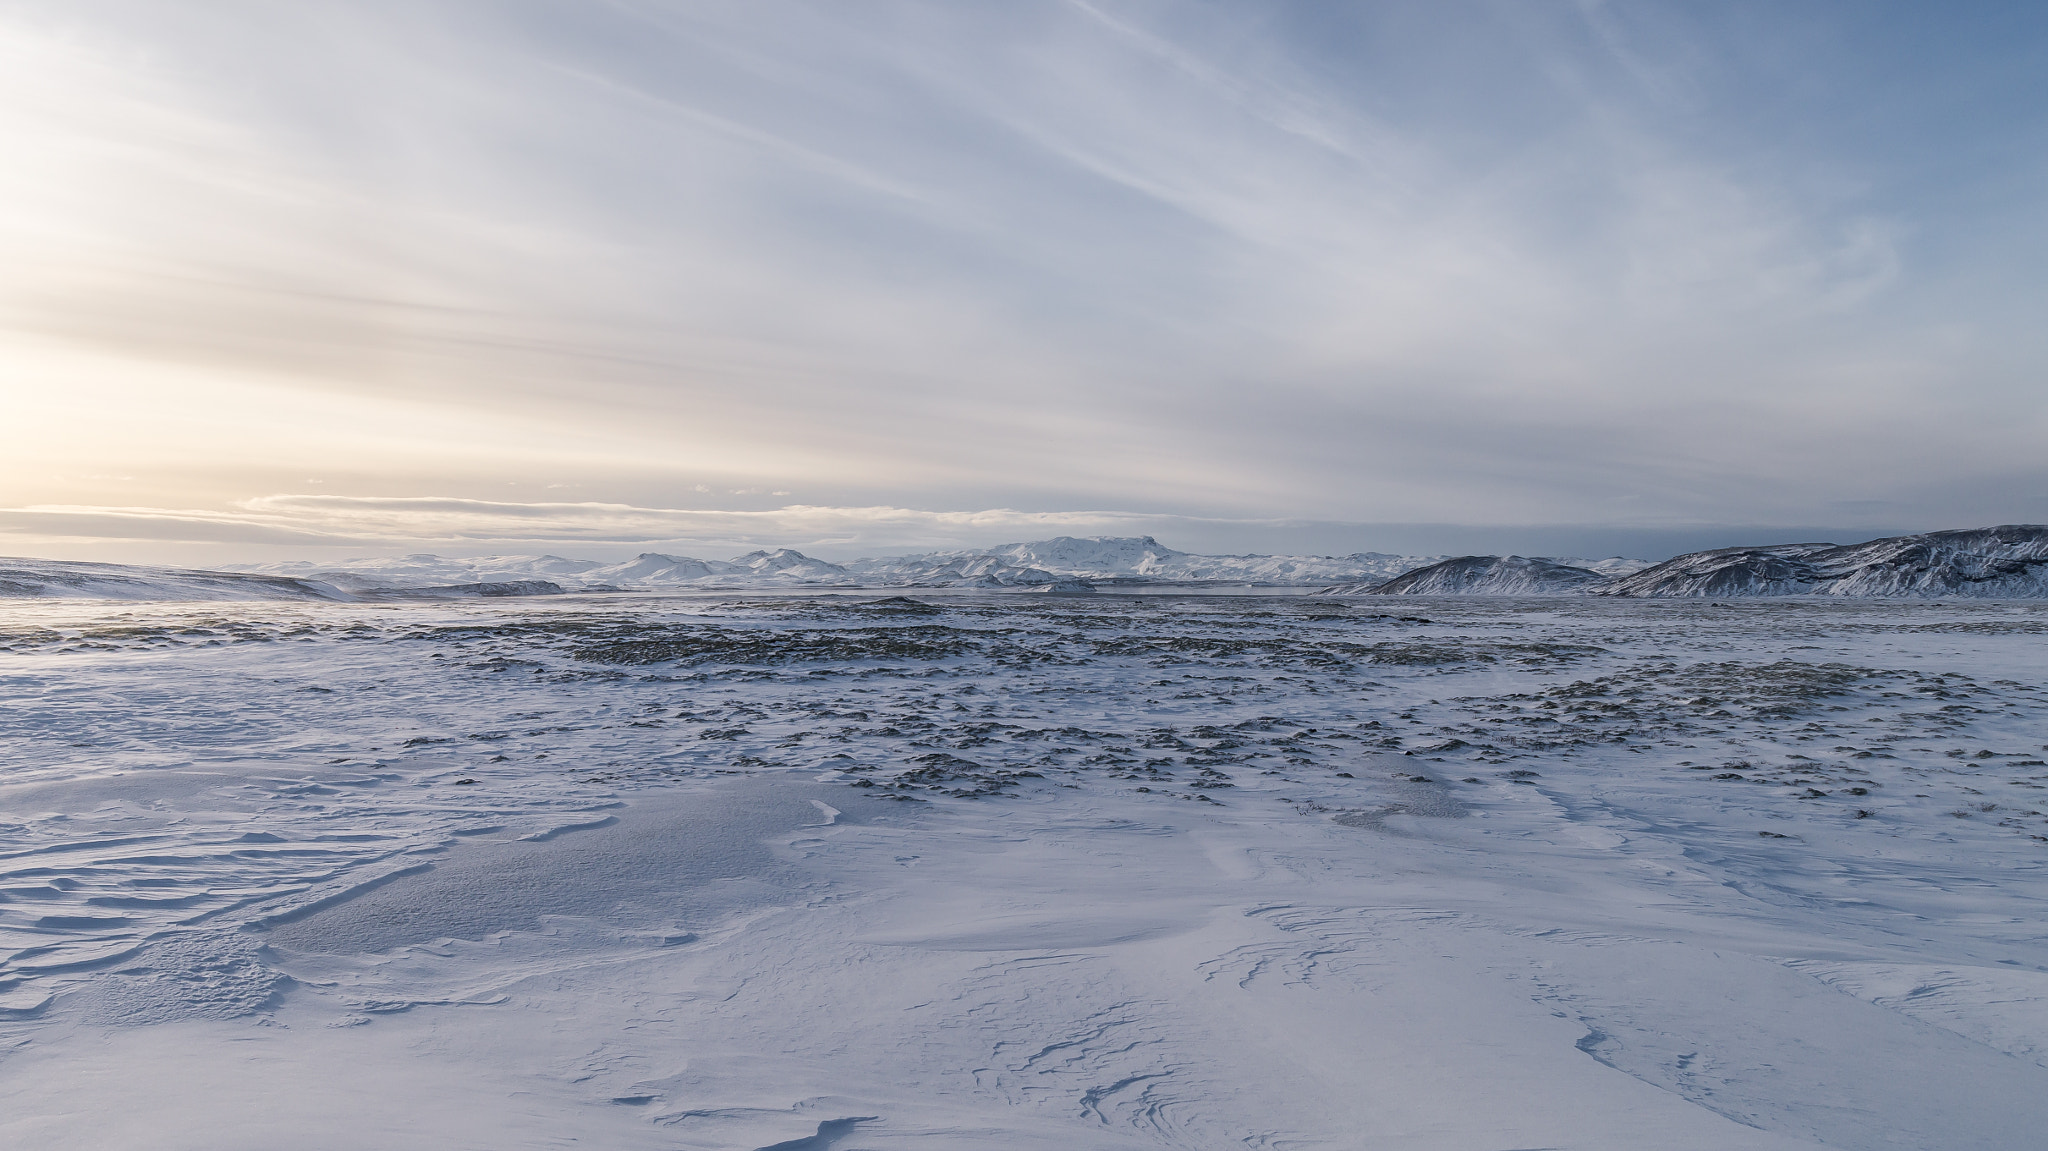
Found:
3,1 -> 2045,561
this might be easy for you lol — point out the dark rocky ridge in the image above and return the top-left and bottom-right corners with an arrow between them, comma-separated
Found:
1322,525 -> 2048,598
1595,525 -> 2048,598
1366,555 -> 1611,596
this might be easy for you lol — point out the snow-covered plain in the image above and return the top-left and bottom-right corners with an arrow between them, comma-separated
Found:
3,591 -> 2046,1149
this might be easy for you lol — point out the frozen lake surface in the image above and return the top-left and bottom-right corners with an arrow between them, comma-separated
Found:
3,592 -> 2046,1149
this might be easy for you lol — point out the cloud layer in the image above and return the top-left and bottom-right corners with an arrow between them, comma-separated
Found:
4,1 -> 2045,561
0,493 -> 1943,567
0,495 -> 1185,555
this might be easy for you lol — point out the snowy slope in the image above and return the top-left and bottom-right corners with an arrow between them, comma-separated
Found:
1598,525 -> 2048,598
239,554 -> 604,591
1351,555 -> 1612,595
842,552 -> 1067,586
578,550 -> 1064,589
723,548 -> 852,582
854,554 -> 1072,587
0,558 -> 576,602
1322,555 -> 1651,595
580,553 -> 739,584
849,536 -> 1446,585
1564,555 -> 1658,577
233,550 -> 856,590
394,580 -> 567,599
0,557 -> 353,602
230,538 -> 1446,592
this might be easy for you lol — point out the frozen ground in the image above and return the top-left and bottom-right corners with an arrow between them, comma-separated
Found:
2,592 -> 2045,1149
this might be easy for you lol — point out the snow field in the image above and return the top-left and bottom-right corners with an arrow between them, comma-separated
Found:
2,593 -> 2045,1148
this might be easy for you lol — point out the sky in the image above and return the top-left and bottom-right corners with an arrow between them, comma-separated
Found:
4,0 -> 2046,564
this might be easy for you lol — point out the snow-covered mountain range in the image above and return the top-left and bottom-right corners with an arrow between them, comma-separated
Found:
845,536 -> 1442,585
0,536 -> 1449,601
229,548 -> 857,591
221,536 -> 1454,593
7,526 -> 2044,600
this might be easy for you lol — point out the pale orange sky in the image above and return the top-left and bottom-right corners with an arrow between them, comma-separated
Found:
5,2 -> 2045,563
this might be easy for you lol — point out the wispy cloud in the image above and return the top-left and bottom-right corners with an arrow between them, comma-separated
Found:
4,493 -> 1989,566
0,495 -> 1192,554
3,1 -> 2044,561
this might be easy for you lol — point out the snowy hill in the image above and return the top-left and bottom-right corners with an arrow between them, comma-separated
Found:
240,553 -> 604,591
0,558 -> 575,602
849,536 -> 1446,585
1353,555 -> 1614,595
1570,556 -> 1660,577
983,535 -> 1195,576
0,557 -> 355,602
1595,525 -> 2048,598
1321,555 -> 1652,595
241,547 -> 1067,591
844,553 -> 1072,588
725,549 -> 852,581
580,553 -> 736,584
232,550 -> 858,590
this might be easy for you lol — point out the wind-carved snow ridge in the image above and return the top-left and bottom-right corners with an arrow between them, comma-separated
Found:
5,590 -> 2048,1148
